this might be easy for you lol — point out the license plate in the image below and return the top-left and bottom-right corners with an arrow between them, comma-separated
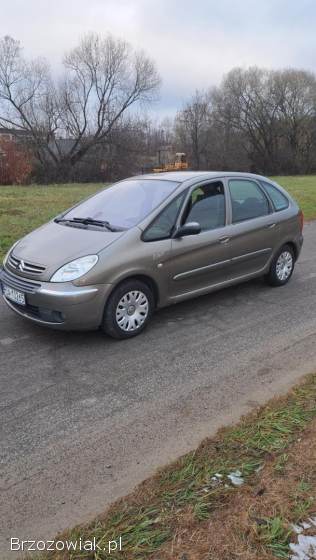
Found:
3,284 -> 26,306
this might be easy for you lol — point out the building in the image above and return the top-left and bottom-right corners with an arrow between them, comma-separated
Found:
0,127 -> 31,142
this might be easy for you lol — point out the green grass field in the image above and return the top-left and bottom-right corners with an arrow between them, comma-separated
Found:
0,175 -> 315,261
271,175 -> 316,221
0,183 -> 103,261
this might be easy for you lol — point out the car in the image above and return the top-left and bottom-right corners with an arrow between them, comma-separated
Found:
0,171 -> 304,339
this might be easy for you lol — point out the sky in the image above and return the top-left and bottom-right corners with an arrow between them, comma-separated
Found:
1,0 -> 316,119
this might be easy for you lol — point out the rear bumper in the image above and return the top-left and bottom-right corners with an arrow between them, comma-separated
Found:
297,233 -> 304,258
0,266 -> 113,330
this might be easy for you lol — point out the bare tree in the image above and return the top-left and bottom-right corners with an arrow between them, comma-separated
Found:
0,36 -> 59,166
175,91 -> 210,169
211,67 -> 316,174
0,34 -> 160,180
274,69 -> 316,173
211,67 -> 284,173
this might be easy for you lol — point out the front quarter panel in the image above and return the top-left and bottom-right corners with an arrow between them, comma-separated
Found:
74,227 -> 173,307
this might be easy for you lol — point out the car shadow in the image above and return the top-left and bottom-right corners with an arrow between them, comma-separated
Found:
17,276 -> 268,346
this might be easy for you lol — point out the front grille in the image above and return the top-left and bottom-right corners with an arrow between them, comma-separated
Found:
0,267 -> 41,294
8,253 -> 46,275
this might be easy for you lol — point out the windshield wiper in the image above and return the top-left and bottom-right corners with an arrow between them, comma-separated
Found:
72,217 -> 118,231
55,216 -> 122,232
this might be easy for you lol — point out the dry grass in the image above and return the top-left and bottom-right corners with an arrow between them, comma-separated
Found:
153,418 -> 316,559
35,373 -> 316,560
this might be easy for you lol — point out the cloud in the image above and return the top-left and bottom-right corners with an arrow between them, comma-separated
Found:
1,0 -> 316,117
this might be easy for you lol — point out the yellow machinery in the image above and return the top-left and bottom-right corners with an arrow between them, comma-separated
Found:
153,152 -> 189,173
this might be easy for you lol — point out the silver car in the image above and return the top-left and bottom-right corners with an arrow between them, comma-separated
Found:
0,172 -> 304,339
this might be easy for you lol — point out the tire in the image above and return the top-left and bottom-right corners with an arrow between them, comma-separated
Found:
265,244 -> 295,287
102,279 -> 154,339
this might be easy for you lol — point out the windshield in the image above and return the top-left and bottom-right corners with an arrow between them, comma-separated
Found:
62,179 -> 180,230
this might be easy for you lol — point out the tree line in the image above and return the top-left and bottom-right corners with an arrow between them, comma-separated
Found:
1,33 -> 316,183
176,68 -> 316,175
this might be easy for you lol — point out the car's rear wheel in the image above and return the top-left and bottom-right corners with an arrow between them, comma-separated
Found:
102,280 -> 154,339
265,244 -> 295,287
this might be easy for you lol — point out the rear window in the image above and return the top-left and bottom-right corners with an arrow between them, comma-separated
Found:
260,181 -> 289,211
63,179 -> 180,229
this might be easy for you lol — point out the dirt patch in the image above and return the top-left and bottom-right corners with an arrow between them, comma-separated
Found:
0,208 -> 25,216
152,419 -> 316,560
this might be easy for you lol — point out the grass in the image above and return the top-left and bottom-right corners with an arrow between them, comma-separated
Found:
34,373 -> 316,560
0,175 -> 316,261
271,175 -> 316,220
257,517 -> 292,559
0,183 -> 103,260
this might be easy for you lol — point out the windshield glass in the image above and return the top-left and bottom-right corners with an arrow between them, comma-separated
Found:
62,179 -> 180,230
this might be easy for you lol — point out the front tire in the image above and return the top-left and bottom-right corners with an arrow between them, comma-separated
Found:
265,244 -> 295,287
102,280 -> 154,339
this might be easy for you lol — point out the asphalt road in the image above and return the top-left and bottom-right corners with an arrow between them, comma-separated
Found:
1,222 -> 316,556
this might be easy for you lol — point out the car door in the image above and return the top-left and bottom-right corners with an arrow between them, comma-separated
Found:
168,180 -> 231,300
141,190 -> 187,302
224,177 -> 278,279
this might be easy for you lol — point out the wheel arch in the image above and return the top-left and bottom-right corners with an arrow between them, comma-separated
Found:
270,239 -> 299,264
107,273 -> 160,308
284,240 -> 299,261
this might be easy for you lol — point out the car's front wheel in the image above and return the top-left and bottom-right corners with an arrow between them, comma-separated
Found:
102,279 -> 154,339
265,244 -> 295,287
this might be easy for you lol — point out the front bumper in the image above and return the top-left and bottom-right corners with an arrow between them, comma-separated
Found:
0,266 -> 113,330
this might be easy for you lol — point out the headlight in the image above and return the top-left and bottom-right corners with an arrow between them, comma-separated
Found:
3,240 -> 19,266
50,255 -> 98,283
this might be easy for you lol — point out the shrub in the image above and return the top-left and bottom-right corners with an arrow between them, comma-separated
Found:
0,138 -> 32,184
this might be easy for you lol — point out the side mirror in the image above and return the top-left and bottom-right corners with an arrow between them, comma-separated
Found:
173,222 -> 201,238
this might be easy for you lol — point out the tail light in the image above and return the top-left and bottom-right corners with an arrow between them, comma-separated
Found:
298,210 -> 304,233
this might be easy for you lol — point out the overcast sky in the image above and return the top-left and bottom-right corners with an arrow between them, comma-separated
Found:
1,0 -> 316,118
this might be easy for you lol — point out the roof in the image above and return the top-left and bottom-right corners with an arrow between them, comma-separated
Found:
133,171 -> 269,182
0,127 -> 30,136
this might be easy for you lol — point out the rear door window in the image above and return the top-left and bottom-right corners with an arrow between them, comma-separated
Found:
229,179 -> 270,223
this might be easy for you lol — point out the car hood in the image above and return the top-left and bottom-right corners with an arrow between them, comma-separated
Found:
10,221 -> 126,281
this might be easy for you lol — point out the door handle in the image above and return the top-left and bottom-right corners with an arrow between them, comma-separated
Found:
267,223 -> 277,229
219,236 -> 230,244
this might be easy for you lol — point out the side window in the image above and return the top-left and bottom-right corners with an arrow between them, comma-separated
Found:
182,181 -> 225,232
260,181 -> 289,211
143,191 -> 186,241
229,179 -> 270,223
